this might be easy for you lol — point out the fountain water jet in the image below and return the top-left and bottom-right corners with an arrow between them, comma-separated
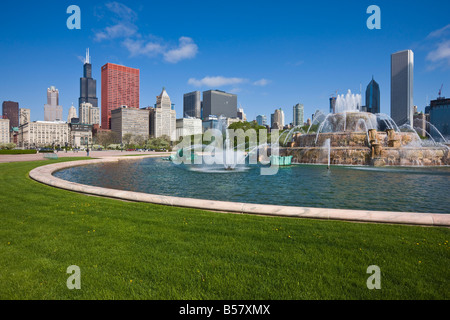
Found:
279,89 -> 450,167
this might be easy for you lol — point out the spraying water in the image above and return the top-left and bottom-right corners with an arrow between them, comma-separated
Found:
335,90 -> 362,113
324,138 -> 331,169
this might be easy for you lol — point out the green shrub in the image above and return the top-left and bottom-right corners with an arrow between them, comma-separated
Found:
0,149 -> 37,155
0,143 -> 17,150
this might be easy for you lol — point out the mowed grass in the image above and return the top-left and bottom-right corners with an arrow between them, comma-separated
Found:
0,158 -> 448,299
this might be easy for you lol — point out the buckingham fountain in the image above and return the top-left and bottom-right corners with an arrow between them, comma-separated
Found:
49,90 -> 450,217
279,90 -> 450,167
170,89 -> 449,169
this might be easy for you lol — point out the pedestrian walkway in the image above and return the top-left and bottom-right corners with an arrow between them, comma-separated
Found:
0,150 -> 171,163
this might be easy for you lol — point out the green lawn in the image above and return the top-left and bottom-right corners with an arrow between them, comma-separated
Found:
0,158 -> 448,299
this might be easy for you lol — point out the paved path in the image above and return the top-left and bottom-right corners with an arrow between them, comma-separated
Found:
0,150 -> 171,163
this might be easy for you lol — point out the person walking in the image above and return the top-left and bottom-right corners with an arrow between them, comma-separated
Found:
86,147 -> 90,157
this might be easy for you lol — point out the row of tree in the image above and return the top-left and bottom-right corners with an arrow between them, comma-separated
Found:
94,131 -> 171,150
93,121 -> 319,150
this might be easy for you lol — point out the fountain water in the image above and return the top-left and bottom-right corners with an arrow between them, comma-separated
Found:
280,89 -> 450,167
173,89 -> 449,170
324,138 -> 331,169
335,90 -> 362,113
173,116 -> 257,172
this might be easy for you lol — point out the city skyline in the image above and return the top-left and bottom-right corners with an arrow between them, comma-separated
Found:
1,1 -> 450,125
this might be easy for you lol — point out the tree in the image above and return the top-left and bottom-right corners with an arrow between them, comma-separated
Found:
228,121 -> 267,150
95,131 -> 119,149
122,133 -> 133,146
132,135 -> 145,147
0,143 -> 16,150
147,135 -> 170,150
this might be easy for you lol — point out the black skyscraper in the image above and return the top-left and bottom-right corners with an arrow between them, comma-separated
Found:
79,49 -> 98,108
366,77 -> 380,114
2,101 -> 19,129
202,90 -> 237,119
183,91 -> 201,118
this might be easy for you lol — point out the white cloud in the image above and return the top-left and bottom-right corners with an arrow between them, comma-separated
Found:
427,24 -> 450,39
425,25 -> 450,69
229,88 -> 242,94
94,23 -> 137,42
188,76 -> 247,87
94,2 -> 198,63
253,78 -> 271,86
427,40 -> 450,62
122,38 -> 164,57
76,55 -> 86,63
163,37 -> 199,63
105,1 -> 138,22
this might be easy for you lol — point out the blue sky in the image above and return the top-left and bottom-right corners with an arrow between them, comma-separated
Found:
1,0 -> 449,125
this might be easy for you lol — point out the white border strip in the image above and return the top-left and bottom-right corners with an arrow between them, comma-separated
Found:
28,156 -> 450,227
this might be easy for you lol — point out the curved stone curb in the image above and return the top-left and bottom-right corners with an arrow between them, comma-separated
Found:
28,156 -> 450,227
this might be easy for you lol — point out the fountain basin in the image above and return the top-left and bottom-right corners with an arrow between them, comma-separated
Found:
48,157 -> 450,218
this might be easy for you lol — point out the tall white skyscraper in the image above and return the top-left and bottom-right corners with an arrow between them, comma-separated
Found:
67,104 -> 77,123
391,50 -> 414,126
149,88 -> 176,141
44,86 -> 63,121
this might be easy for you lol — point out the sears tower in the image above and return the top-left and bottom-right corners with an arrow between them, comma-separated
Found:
79,49 -> 98,108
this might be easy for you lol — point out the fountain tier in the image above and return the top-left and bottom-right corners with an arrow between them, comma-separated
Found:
280,111 -> 450,167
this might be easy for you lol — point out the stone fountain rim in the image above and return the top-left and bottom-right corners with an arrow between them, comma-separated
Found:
28,155 -> 450,227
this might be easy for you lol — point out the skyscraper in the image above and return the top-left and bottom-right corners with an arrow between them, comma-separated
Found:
391,50 -> 414,126
79,48 -> 98,109
19,108 -> 30,126
256,115 -> 267,126
237,107 -> 247,121
79,102 -> 100,125
272,108 -> 285,129
2,101 -> 19,129
44,86 -> 63,122
202,90 -> 237,119
101,63 -> 140,129
329,97 -> 336,114
68,104 -> 78,123
183,91 -> 201,118
293,103 -> 304,127
429,97 -> 450,138
149,88 -> 177,141
366,77 -> 380,114
0,118 -> 10,143
111,106 -> 149,143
